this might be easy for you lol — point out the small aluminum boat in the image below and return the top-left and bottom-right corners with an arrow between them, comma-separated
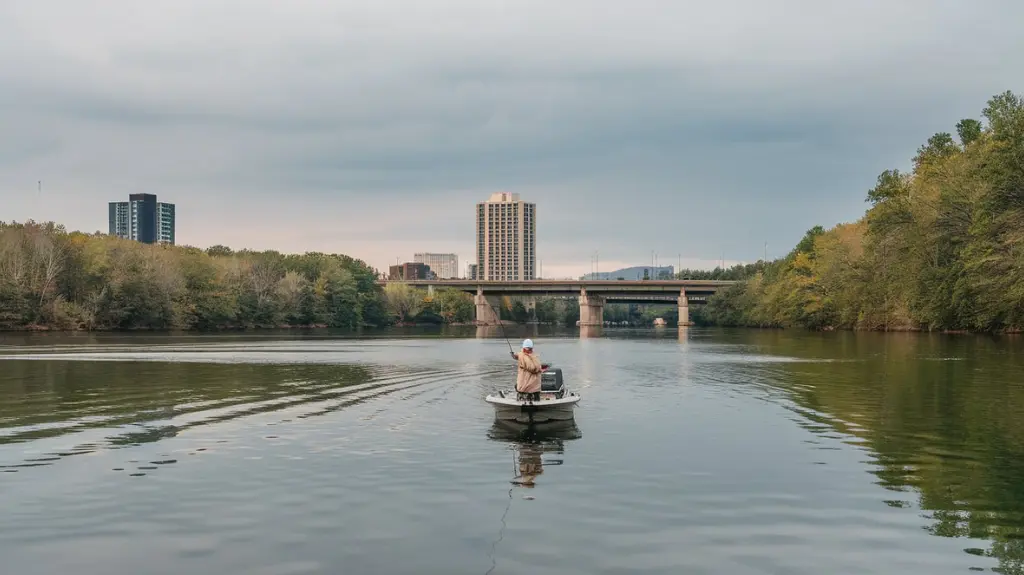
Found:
485,366 -> 580,423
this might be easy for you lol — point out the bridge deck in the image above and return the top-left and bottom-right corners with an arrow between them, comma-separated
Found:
378,279 -> 734,296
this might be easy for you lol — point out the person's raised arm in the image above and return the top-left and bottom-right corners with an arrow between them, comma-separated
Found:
529,358 -> 543,374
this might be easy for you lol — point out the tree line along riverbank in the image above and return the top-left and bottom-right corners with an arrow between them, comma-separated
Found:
0,224 -> 388,331
695,89 -> 1024,333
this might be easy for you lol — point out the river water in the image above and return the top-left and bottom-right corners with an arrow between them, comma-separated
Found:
1,327 -> 1022,574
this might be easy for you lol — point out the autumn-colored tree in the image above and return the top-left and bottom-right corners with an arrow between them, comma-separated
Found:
701,89 -> 1024,333
0,223 -> 389,331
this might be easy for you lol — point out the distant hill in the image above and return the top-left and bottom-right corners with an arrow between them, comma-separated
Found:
581,266 -> 674,280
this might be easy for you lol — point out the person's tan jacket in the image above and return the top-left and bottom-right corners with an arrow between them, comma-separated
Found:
516,352 -> 542,393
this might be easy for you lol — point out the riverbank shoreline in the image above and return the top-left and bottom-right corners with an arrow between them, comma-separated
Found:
692,323 -> 1023,335
0,320 -> 565,334
3,322 -> 1021,335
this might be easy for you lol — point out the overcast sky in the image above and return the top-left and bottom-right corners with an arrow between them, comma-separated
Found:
1,1 -> 1021,278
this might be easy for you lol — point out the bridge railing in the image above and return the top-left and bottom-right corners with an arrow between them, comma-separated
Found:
375,279 -> 737,286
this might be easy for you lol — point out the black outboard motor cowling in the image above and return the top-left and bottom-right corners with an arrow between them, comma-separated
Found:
540,367 -> 564,393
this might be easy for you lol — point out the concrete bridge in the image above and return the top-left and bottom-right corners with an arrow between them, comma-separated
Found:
376,279 -> 736,326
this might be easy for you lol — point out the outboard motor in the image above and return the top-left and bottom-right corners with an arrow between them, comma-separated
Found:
540,367 -> 565,396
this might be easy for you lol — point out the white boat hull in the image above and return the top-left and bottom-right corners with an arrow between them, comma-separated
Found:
485,391 -> 580,423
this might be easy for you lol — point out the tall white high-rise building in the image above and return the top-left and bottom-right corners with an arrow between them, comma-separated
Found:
413,253 -> 459,279
475,192 -> 536,281
108,193 -> 176,245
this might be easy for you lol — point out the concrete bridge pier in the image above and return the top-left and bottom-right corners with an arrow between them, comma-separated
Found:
678,288 -> 691,326
475,288 -> 500,325
579,289 -> 605,326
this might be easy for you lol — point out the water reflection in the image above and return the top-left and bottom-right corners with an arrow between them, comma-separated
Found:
488,419 -> 582,488
743,330 -> 1024,573
0,360 -> 379,449
476,326 -> 500,339
4,329 -> 1024,574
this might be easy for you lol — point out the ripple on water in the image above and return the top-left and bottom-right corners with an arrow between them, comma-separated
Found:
0,332 -> 1021,574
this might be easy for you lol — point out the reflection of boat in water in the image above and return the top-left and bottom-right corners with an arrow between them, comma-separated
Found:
485,366 -> 581,424
488,419 -> 582,488
484,419 -> 583,574
488,418 -> 583,442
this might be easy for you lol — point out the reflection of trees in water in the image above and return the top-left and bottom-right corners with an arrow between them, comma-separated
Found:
488,419 -> 582,488
0,361 -> 383,465
753,331 -> 1024,573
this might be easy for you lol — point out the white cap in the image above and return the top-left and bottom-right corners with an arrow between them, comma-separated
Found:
522,339 -> 534,349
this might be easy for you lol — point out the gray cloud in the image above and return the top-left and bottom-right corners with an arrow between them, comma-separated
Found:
1,0 -> 1022,276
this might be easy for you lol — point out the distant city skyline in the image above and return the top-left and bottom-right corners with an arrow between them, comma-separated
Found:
582,265 -> 676,281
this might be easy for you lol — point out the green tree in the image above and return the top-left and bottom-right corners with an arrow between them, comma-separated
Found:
913,132 -> 960,170
383,282 -> 422,324
792,225 -> 825,255
561,297 -> 580,326
298,281 -> 318,326
432,288 -> 474,323
956,118 -> 983,146
534,299 -> 558,324
510,299 -> 529,323
325,269 -> 360,328
866,169 -> 911,206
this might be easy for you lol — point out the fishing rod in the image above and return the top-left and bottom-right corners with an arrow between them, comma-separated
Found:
488,301 -> 515,356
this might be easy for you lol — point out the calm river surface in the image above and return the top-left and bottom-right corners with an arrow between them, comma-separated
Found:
1,327 -> 1023,574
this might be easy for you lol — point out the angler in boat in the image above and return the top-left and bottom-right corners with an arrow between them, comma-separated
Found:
486,338 -> 581,423
511,338 -> 543,401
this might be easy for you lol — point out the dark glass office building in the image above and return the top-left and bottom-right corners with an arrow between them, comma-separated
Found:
108,193 -> 176,244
